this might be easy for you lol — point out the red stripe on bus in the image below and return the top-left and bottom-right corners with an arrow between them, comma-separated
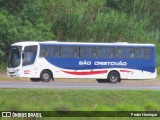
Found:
120,70 -> 132,72
62,70 -> 108,75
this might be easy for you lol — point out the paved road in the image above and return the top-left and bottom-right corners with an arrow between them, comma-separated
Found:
0,81 -> 160,90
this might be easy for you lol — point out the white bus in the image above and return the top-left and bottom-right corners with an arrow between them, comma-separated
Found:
7,41 -> 157,83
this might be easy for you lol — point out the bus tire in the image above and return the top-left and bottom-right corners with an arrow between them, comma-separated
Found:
40,70 -> 52,82
30,78 -> 41,82
108,71 -> 120,83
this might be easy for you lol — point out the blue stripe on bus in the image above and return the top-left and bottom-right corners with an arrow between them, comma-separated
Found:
45,57 -> 155,73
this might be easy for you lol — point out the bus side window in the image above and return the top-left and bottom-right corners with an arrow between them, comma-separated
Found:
60,46 -> 69,57
23,45 -> 37,66
97,47 -> 107,58
144,48 -> 152,59
91,47 -> 96,58
48,46 -> 59,57
60,46 -> 78,58
40,46 -> 47,57
80,47 -> 96,58
126,48 -> 135,58
70,46 -> 79,58
116,48 -> 125,58
80,47 -> 86,58
135,48 -> 144,58
107,47 -> 115,58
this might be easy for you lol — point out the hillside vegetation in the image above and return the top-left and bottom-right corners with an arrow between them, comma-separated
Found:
0,0 -> 160,68
1,89 -> 160,112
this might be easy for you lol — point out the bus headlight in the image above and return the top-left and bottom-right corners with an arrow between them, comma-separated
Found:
8,69 -> 19,74
14,69 -> 19,73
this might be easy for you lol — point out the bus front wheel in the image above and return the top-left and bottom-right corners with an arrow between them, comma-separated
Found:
40,70 -> 52,82
108,71 -> 120,83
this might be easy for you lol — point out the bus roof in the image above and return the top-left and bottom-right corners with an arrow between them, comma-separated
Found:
11,41 -> 155,47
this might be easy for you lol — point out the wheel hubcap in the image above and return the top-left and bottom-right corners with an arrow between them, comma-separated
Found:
111,76 -> 115,80
111,75 -> 117,81
43,73 -> 49,80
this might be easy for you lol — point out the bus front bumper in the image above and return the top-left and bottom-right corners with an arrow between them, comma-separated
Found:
7,68 -> 21,78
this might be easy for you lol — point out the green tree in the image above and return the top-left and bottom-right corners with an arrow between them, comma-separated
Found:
0,0 -> 160,64
0,0 -> 55,62
0,11 -> 54,61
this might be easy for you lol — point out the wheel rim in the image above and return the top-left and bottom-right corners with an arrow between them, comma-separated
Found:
111,75 -> 117,80
110,73 -> 118,82
43,73 -> 49,80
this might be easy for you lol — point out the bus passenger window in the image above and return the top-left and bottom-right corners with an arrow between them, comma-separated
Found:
91,47 -> 96,58
107,47 -> 115,58
48,46 -> 59,57
40,46 -> 48,57
80,47 -> 96,58
97,47 -> 107,58
61,46 -> 70,57
60,46 -> 78,58
135,48 -> 144,58
40,45 -> 59,58
144,48 -> 152,59
116,48 -> 125,58
70,47 -> 79,58
80,47 -> 87,58
126,48 -> 135,58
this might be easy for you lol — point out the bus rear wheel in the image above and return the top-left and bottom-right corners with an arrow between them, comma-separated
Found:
40,70 -> 52,82
108,71 -> 120,83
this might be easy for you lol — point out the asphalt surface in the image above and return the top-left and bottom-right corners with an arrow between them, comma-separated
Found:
0,81 -> 160,90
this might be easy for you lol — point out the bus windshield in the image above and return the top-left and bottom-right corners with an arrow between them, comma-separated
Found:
8,46 -> 22,68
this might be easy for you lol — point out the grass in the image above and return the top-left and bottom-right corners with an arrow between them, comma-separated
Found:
0,89 -> 160,111
1,89 -> 160,120
0,89 -> 160,120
